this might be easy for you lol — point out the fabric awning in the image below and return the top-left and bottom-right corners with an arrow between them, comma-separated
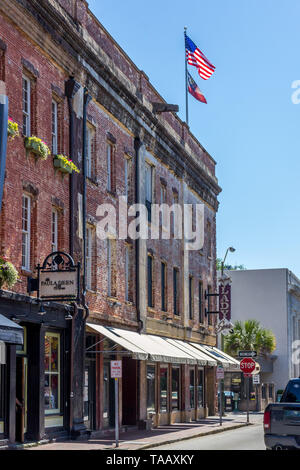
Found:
86,323 -> 148,360
192,343 -> 240,369
86,324 -> 197,364
86,323 -> 239,368
165,338 -> 217,366
0,314 -> 23,345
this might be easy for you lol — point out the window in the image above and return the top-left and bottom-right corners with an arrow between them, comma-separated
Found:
147,254 -> 153,308
172,367 -> 180,411
22,75 -> 31,136
86,125 -> 95,179
51,208 -> 58,253
147,365 -> 156,416
51,100 -> 58,155
173,268 -> 179,315
0,49 -> 5,82
107,238 -> 116,297
86,227 -> 93,290
160,366 -> 168,413
107,142 -> 114,191
261,384 -> 266,400
124,156 -> 132,198
125,244 -> 133,302
207,285 -> 212,325
161,262 -> 167,312
269,384 -> 274,399
0,342 -> 6,433
207,221 -> 212,257
44,332 -> 61,414
199,281 -> 203,323
160,184 -> 166,226
22,195 -> 31,270
189,276 -> 193,320
172,192 -> 179,236
190,368 -> 195,409
145,162 -> 153,222
197,369 -> 204,408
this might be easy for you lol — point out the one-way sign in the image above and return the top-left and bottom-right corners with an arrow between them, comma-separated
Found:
238,350 -> 257,358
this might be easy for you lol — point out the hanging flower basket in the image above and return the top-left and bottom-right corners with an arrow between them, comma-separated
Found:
53,154 -> 80,175
24,136 -> 50,160
0,256 -> 18,290
7,118 -> 19,140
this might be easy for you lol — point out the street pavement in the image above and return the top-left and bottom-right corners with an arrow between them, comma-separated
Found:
21,412 -> 264,451
150,420 -> 265,450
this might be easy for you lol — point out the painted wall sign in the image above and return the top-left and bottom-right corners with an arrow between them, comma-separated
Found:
219,283 -> 231,320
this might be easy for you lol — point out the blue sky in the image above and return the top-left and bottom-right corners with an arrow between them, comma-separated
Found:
88,0 -> 300,277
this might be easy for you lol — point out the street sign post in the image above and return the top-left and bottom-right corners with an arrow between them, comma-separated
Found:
238,350 -> 257,358
253,374 -> 260,384
111,361 -> 122,447
216,365 -> 224,380
240,358 -> 256,424
216,366 -> 224,426
239,357 -> 256,373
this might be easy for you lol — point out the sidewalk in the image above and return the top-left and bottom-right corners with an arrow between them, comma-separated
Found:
21,412 -> 263,451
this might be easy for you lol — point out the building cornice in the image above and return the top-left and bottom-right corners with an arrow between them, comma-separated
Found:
3,0 -> 221,209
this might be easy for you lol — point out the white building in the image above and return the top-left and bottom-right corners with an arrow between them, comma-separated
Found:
225,268 -> 300,397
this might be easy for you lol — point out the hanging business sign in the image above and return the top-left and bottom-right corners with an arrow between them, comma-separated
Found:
37,251 -> 80,301
219,283 -> 231,320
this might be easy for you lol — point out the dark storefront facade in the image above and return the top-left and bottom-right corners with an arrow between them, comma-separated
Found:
83,324 -> 240,433
0,290 -> 86,445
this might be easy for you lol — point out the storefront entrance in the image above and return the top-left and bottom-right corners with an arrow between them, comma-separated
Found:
15,356 -> 27,442
103,361 -> 115,429
83,361 -> 96,430
122,357 -> 137,425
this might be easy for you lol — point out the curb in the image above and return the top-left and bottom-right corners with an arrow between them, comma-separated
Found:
120,422 -> 257,451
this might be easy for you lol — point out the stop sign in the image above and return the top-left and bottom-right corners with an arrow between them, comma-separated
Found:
239,357 -> 256,373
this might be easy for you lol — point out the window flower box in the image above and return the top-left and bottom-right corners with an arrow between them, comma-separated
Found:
53,154 -> 80,175
7,118 -> 19,140
0,256 -> 18,289
24,136 -> 50,160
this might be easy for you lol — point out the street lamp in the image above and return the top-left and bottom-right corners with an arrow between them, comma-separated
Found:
218,246 -> 235,425
221,246 -> 235,277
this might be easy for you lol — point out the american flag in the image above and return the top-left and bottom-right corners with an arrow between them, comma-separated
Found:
185,33 -> 215,80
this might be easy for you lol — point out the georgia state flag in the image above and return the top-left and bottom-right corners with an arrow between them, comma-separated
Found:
187,72 -> 207,103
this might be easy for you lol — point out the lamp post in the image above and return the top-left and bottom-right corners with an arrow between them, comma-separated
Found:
218,246 -> 235,425
221,246 -> 235,278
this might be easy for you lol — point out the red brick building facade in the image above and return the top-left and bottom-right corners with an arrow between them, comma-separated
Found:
0,0 -> 229,445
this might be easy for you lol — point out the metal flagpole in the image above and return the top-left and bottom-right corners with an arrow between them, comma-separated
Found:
184,27 -> 189,126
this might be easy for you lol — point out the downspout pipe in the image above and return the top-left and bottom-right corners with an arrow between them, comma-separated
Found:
65,77 -> 80,435
134,137 -> 143,332
65,76 -> 80,257
0,92 -> 8,213
82,88 -> 92,320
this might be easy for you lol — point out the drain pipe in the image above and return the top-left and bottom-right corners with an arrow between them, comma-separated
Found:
134,137 -> 143,332
65,76 -> 80,257
65,77 -> 80,434
82,88 -> 92,320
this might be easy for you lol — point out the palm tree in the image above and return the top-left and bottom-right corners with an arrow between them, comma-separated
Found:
224,319 -> 276,356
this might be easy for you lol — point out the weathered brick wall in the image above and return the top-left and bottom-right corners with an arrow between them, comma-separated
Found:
0,1 -> 220,340
0,12 -> 70,295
